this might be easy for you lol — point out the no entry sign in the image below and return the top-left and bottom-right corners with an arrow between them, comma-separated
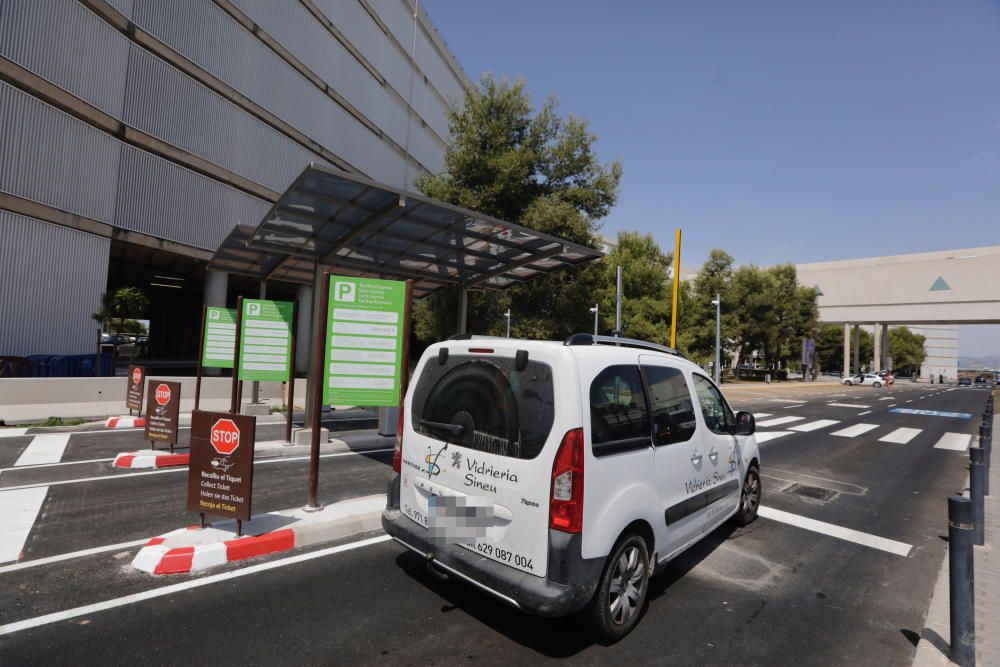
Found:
126,365 -> 146,412
145,380 -> 181,447
187,410 -> 255,521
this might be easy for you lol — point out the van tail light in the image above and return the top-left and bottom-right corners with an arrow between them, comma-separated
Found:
549,428 -> 584,533
392,406 -> 404,473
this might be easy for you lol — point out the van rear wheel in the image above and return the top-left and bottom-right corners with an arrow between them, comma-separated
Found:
582,534 -> 649,641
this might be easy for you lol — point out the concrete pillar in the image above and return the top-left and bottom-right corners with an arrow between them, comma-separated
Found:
873,323 -> 882,373
202,271 -> 228,376
295,283 -> 313,376
853,325 -> 861,374
457,287 -> 468,335
843,323 -> 851,378
881,323 -> 890,370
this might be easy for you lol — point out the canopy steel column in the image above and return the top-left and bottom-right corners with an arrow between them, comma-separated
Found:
457,287 -> 468,334
843,323 -> 851,378
304,264 -> 324,425
251,280 -> 267,405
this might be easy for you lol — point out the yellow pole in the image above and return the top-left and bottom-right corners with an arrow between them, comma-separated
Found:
670,228 -> 681,348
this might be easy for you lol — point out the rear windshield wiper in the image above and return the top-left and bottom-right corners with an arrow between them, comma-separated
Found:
419,419 -> 465,440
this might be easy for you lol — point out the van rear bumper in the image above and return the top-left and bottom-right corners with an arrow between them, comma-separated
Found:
381,506 -> 602,618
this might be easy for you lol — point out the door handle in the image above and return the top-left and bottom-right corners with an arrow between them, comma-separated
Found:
690,452 -> 702,464
708,448 -> 718,461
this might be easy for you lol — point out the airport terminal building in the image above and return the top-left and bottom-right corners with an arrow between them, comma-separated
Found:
0,0 -> 468,360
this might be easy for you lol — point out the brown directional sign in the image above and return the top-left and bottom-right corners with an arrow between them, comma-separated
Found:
186,410 -> 255,521
126,365 -> 146,412
144,380 -> 181,447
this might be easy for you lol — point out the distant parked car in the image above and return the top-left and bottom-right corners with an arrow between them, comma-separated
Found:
975,376 -> 987,385
959,377 -> 972,387
843,373 -> 883,387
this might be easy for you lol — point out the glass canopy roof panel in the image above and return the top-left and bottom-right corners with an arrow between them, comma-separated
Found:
212,164 -> 603,294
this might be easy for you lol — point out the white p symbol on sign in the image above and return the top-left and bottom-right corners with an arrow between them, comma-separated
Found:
334,282 -> 356,303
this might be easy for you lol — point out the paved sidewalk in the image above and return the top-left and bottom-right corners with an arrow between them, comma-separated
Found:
915,393 -> 998,666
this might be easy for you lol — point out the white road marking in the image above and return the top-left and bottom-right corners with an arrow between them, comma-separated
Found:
0,457 -> 117,474
831,423 -> 879,438
0,487 -> 48,563
0,429 -> 29,438
888,404 -> 897,408
758,506 -> 911,557
905,400 -> 913,403
879,428 -> 922,445
0,538 -> 149,574
756,416 -> 805,427
769,399 -> 806,404
878,397 -> 894,401
789,419 -> 839,432
752,413 -> 773,419
13,435 -> 71,467
857,411 -> 872,416
827,403 -> 869,409
754,431 -> 793,443
934,433 -> 971,452
0,448 -> 394,492
0,534 -> 393,636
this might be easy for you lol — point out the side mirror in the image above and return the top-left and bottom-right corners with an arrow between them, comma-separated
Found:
734,411 -> 755,436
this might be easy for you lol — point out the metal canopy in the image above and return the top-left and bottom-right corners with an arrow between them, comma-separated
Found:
207,163 -> 603,298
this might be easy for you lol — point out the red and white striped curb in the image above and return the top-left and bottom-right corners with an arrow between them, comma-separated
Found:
133,527 -> 296,575
105,416 -> 146,428
113,451 -> 189,469
131,495 -> 385,575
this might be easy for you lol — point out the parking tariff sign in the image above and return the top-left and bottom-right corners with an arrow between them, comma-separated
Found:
202,307 -> 237,369
323,276 -> 406,406
237,299 -> 294,382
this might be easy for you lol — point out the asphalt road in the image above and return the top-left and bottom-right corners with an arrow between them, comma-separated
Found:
0,382 -> 990,665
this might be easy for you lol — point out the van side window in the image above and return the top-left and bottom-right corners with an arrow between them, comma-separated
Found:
590,365 -> 651,456
642,365 -> 697,445
692,374 -> 734,435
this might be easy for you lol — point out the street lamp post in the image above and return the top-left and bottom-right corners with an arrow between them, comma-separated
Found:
711,293 -> 721,384
504,309 -> 511,338
589,304 -> 599,335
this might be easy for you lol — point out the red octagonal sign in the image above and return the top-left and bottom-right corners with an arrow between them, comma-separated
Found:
210,419 -> 240,455
154,383 -> 171,406
132,367 -> 142,384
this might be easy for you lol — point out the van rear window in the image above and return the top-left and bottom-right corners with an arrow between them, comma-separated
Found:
411,354 -> 555,459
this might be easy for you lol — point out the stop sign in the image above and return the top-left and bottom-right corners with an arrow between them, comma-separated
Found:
154,383 -> 171,406
210,419 -> 241,455
132,367 -> 142,384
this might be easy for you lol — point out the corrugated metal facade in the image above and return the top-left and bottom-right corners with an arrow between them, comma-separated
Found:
0,212 -> 110,356
0,0 -> 467,356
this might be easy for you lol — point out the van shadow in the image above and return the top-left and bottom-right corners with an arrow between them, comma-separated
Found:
393,521 -> 738,659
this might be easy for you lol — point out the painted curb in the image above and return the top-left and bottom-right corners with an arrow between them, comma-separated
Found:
113,451 -> 190,469
106,416 -> 146,429
131,496 -> 385,575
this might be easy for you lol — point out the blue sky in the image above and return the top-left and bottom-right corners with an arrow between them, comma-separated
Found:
422,1 -> 1000,356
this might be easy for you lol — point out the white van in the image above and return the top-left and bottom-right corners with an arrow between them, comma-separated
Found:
382,334 -> 761,640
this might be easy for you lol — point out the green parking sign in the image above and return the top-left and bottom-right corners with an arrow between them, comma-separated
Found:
323,276 -> 407,406
238,299 -> 294,382
202,307 -> 237,369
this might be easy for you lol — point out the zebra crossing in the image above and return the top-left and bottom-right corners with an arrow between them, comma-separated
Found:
751,411 -> 971,450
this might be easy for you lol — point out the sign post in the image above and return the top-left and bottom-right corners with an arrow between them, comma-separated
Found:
308,275 -> 411,508
196,306 -> 237,410
186,410 -> 256,535
285,301 -> 299,445
145,380 -> 181,451
126,365 -> 146,415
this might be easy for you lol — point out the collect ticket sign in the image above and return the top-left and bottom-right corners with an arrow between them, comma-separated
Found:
186,410 -> 255,521
126,364 -> 146,411
202,307 -> 237,369
144,380 -> 181,448
237,299 -> 294,382
323,276 -> 407,406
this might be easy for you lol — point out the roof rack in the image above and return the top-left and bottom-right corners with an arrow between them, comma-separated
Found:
446,334 -> 507,341
563,333 -> 687,358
